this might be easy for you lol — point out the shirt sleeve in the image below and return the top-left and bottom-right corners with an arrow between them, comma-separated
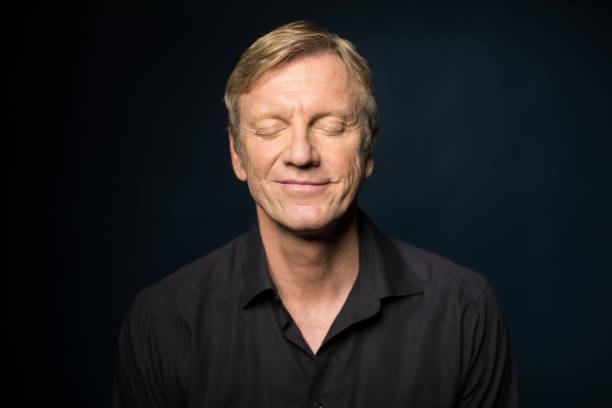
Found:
459,280 -> 519,408
113,292 -> 183,408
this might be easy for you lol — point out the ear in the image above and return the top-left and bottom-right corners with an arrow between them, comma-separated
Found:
229,127 -> 247,181
364,130 -> 377,179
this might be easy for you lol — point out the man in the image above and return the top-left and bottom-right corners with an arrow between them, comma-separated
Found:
113,21 -> 518,407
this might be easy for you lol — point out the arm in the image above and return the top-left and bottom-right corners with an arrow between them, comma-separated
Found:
113,292 -> 183,408
459,281 -> 519,408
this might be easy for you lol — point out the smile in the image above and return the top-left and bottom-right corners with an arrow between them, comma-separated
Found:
276,180 -> 329,193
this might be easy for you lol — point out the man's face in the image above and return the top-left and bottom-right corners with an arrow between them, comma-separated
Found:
230,53 -> 374,234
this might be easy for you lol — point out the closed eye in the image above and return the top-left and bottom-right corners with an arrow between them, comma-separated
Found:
312,116 -> 348,136
254,126 -> 284,138
315,127 -> 345,136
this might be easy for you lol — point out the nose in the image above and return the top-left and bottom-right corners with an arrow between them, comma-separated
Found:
282,125 -> 321,168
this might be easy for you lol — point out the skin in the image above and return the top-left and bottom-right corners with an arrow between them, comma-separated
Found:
229,52 -> 376,353
230,52 -> 373,235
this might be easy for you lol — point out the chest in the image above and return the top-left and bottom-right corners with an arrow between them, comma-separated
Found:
186,296 -> 463,407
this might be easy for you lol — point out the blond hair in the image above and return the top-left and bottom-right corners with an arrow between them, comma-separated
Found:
224,21 -> 378,155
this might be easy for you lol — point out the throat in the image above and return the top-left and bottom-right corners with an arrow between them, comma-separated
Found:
260,210 -> 360,298
283,291 -> 351,355
256,204 -> 361,354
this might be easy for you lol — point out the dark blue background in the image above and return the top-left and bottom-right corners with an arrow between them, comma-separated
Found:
29,1 -> 611,406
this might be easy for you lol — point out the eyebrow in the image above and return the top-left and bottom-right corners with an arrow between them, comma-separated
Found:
311,110 -> 362,128
249,109 -> 357,124
311,110 -> 351,120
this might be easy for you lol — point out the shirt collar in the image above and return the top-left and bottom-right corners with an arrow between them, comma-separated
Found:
239,221 -> 277,309
355,209 -> 424,300
239,209 -> 424,309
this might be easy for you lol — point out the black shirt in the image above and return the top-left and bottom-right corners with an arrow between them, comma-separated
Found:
113,211 -> 518,407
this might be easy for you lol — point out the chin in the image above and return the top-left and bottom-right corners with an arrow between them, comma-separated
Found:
282,207 -> 332,232
273,204 -> 355,236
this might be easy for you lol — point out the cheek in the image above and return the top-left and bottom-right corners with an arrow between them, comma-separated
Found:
323,146 -> 366,192
348,156 -> 365,190
244,145 -> 277,179
339,146 -> 365,177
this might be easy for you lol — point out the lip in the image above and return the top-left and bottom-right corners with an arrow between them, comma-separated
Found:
276,180 -> 329,193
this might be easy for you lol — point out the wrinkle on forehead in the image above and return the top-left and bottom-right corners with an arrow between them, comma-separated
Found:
250,52 -> 353,92
239,53 -> 361,125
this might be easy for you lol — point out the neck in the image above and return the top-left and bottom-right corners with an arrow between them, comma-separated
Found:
257,206 -> 359,305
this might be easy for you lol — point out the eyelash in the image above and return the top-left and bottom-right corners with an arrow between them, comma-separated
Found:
320,128 -> 344,135
254,127 -> 283,137
253,126 -> 345,137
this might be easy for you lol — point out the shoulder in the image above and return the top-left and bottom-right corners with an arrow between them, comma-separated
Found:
387,236 -> 490,304
379,234 -> 507,342
114,234 -> 254,406
361,211 -> 492,305
128,232 -> 249,320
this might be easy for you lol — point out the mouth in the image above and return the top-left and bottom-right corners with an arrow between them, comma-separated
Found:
276,180 -> 329,193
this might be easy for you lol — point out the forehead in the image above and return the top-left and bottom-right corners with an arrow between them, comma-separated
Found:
239,53 -> 360,120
